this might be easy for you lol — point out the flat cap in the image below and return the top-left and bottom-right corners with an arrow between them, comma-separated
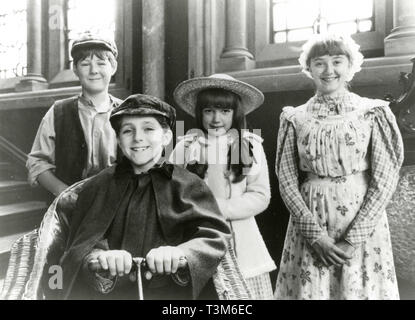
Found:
71,31 -> 118,58
110,94 -> 176,130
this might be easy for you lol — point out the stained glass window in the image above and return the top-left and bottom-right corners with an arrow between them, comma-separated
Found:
271,0 -> 374,43
66,0 -> 116,67
0,1 -> 27,79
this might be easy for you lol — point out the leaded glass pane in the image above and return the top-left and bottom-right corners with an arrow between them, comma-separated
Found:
285,0 -> 319,29
287,28 -> 314,42
328,21 -> 358,35
358,20 -> 373,33
0,0 -> 27,79
66,0 -> 116,67
274,31 -> 287,43
271,0 -> 374,43
273,3 -> 287,31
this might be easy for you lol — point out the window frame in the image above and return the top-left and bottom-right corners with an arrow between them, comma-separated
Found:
0,2 -> 28,81
0,0 -> 133,96
252,0 -> 388,68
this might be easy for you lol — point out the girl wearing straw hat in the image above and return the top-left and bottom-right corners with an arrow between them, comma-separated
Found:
171,74 -> 276,299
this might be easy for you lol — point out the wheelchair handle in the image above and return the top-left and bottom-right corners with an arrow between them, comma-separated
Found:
88,256 -> 187,273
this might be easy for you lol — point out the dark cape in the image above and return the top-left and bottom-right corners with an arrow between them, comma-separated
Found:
57,157 -> 230,300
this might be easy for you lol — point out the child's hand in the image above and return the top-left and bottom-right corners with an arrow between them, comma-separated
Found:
312,235 -> 352,267
145,246 -> 186,276
94,250 -> 133,277
335,240 -> 355,260
57,191 -> 78,211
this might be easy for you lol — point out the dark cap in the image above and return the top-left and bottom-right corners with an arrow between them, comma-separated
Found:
110,94 -> 176,130
71,31 -> 118,59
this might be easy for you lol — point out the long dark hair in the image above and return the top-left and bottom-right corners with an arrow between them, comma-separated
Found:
195,88 -> 246,131
187,88 -> 253,183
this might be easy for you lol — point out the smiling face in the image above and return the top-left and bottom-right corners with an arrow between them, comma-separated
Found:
201,107 -> 234,137
73,54 -> 117,95
309,54 -> 351,96
196,88 -> 241,137
117,116 -> 172,174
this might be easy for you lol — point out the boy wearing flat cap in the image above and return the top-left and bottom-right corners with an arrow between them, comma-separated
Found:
26,31 -> 122,199
57,94 -> 230,300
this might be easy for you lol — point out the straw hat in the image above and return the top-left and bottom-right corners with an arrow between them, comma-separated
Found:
173,73 -> 264,117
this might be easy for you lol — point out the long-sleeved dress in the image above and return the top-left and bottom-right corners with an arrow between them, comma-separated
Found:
274,91 -> 404,300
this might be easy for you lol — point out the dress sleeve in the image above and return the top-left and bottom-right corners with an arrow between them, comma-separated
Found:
276,108 -> 325,245
215,139 -> 271,221
343,105 -> 404,247
26,105 -> 57,186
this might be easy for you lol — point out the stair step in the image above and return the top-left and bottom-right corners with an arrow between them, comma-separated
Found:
0,180 -> 40,205
0,162 -> 14,180
0,180 -> 27,187
0,201 -> 47,237
0,231 -> 28,277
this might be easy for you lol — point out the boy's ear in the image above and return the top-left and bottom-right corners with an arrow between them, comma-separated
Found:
72,63 -> 79,77
111,60 -> 118,76
162,129 -> 173,147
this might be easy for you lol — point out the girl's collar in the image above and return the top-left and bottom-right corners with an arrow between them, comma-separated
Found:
315,89 -> 350,105
202,130 -> 239,146
308,89 -> 358,116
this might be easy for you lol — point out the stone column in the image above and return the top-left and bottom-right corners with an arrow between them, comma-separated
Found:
218,0 -> 255,72
15,0 -> 48,92
142,0 -> 165,98
385,0 -> 415,56
221,0 -> 252,59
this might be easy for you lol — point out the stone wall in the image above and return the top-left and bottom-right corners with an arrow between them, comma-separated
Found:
387,165 -> 415,284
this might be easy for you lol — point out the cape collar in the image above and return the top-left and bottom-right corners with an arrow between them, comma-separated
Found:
114,156 -> 174,179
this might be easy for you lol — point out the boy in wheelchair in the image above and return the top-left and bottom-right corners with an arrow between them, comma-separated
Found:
2,94 -> 250,300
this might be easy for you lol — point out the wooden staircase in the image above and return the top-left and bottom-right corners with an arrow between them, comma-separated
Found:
0,139 -> 48,291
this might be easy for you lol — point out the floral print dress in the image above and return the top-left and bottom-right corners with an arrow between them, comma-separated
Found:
274,91 -> 404,300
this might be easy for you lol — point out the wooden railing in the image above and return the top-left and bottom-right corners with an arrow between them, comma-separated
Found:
0,136 -> 27,168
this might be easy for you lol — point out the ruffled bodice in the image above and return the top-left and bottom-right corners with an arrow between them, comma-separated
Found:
281,92 -> 391,178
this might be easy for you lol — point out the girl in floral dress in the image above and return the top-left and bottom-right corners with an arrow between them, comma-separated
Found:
171,74 -> 276,299
274,34 -> 404,300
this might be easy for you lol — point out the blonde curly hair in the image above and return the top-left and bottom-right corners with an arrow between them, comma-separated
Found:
298,33 -> 364,82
